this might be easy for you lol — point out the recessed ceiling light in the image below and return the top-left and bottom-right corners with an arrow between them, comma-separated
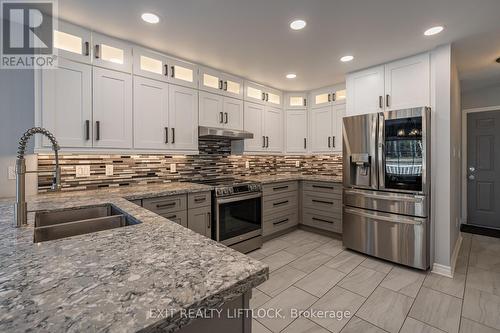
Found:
340,55 -> 354,62
286,73 -> 297,79
290,19 -> 306,30
424,26 -> 444,36
141,13 -> 160,24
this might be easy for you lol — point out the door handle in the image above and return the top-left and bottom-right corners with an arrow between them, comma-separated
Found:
328,136 -> 331,148
266,136 -> 269,148
328,94 -> 332,102
220,112 -> 224,123
171,66 -> 175,78
218,80 -> 223,90
304,138 -> 307,149
332,136 -> 336,148
171,128 -> 175,144
262,92 -> 266,101
262,136 -> 266,148
94,44 -> 100,59
223,81 -> 228,91
386,94 -> 390,108
84,42 -> 90,56
379,96 -> 383,109
224,112 -> 228,124
95,121 -> 100,140
164,64 -> 168,76
332,92 -> 336,101
165,127 -> 169,143
85,120 -> 90,140
304,98 -> 307,107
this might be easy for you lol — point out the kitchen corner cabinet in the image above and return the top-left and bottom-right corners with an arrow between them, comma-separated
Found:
310,102 -> 344,153
244,81 -> 282,107
92,33 -> 133,73
285,109 -> 308,154
199,66 -> 244,99
310,86 -> 346,108
40,58 -> 92,148
346,53 -> 430,116
199,91 -> 243,130
244,102 -> 283,153
93,67 -> 133,148
53,20 -> 91,64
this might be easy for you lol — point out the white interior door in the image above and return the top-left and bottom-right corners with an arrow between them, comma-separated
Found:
384,53 -> 430,111
244,102 -> 265,152
265,107 -> 283,153
223,97 -> 243,130
169,85 -> 198,151
199,91 -> 224,128
93,67 -> 133,148
285,110 -> 308,153
133,76 -> 169,149
310,106 -> 333,153
41,59 -> 92,148
346,65 -> 384,116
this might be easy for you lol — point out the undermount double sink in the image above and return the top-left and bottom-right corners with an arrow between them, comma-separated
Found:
34,204 -> 140,243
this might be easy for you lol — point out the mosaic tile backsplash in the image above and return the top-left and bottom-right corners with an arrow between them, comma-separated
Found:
37,139 -> 342,192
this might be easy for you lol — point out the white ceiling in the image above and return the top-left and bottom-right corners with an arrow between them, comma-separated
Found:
58,0 -> 500,91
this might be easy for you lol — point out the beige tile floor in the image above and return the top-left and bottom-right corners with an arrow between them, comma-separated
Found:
248,229 -> 500,333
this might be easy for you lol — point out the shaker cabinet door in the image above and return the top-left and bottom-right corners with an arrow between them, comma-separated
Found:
244,102 -> 265,152
223,96 -> 244,130
264,107 -> 283,153
310,106 -> 333,153
346,65 -> 384,116
168,85 -> 198,151
285,110 -> 308,153
188,207 -> 211,238
199,91 -> 224,128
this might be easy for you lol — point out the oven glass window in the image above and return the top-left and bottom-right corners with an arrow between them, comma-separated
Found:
384,116 -> 423,192
218,196 -> 261,241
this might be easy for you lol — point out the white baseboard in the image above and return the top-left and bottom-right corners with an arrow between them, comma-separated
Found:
431,263 -> 453,278
431,235 -> 463,278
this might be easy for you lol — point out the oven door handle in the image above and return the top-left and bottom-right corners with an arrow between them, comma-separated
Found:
216,192 -> 262,204
344,207 -> 425,225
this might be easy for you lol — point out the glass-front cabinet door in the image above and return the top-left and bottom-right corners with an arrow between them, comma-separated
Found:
380,113 -> 424,193
53,21 -> 91,64
92,32 -> 132,73
133,47 -> 168,82
167,57 -> 197,89
285,92 -> 307,109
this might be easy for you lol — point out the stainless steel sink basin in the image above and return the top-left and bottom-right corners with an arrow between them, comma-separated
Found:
34,204 -> 140,243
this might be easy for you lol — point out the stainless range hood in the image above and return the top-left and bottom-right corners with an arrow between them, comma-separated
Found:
198,126 -> 254,140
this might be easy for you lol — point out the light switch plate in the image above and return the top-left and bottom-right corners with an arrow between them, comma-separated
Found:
76,165 -> 90,177
295,161 -> 300,167
170,163 -> 177,173
105,165 -> 113,176
245,161 -> 250,169
8,166 -> 16,180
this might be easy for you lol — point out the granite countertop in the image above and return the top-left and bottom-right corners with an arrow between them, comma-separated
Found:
238,174 -> 343,184
0,182 -> 268,333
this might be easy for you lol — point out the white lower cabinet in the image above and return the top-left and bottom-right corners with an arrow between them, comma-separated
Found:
40,58 -> 92,148
243,102 -> 283,153
199,91 -> 243,130
285,110 -> 308,153
310,103 -> 344,153
133,76 -> 169,150
168,85 -> 198,151
93,67 -> 133,149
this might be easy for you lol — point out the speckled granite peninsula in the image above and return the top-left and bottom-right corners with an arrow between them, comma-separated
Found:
0,182 -> 269,333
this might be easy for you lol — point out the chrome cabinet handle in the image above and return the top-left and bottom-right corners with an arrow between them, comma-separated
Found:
328,136 -> 331,148
224,112 -> 228,124
379,96 -> 383,109
85,120 -> 90,140
95,121 -> 100,140
220,112 -> 224,123
94,44 -> 100,59
165,127 -> 169,143
84,42 -> 89,56
164,65 -> 168,76
171,66 -> 175,78
386,94 -> 390,107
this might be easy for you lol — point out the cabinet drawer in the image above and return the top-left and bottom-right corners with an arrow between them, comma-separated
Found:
188,191 -> 212,209
263,192 -> 298,216
302,181 -> 342,195
302,193 -> 342,213
143,195 -> 187,214
160,210 -> 188,228
263,211 -> 298,237
302,208 -> 342,233
262,181 -> 298,196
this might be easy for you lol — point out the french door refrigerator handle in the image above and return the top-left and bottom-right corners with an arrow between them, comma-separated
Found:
377,113 -> 386,189
344,207 -> 424,225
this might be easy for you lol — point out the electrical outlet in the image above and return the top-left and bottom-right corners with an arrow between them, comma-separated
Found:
8,166 -> 16,180
245,161 -> 250,169
295,161 -> 300,167
170,163 -> 177,173
105,165 -> 114,176
75,165 -> 90,177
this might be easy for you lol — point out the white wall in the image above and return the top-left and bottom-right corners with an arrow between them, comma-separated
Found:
0,69 -> 37,198
462,83 -> 500,109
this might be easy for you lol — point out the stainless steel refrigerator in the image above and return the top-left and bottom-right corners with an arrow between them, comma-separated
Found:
342,107 -> 431,270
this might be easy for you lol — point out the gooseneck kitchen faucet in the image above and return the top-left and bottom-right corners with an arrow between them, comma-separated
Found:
15,127 -> 61,227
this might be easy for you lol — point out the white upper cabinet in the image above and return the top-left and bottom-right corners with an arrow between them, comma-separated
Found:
133,47 -> 169,82
285,110 -> 308,153
93,67 -> 133,148
53,21 -> 91,64
223,97 -> 244,130
40,58 -> 92,148
245,81 -> 282,106
168,57 -> 198,89
199,67 -> 243,99
346,53 -> 430,116
199,91 -> 224,128
243,102 -> 266,151
133,76 -> 170,150
168,85 -> 198,151
264,107 -> 283,153
310,85 -> 347,108
285,92 -> 308,109
346,65 -> 385,116
332,103 -> 345,152
310,105 -> 333,153
92,33 -> 132,73
384,53 -> 430,111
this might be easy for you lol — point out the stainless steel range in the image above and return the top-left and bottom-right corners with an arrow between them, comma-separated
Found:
193,178 -> 263,253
